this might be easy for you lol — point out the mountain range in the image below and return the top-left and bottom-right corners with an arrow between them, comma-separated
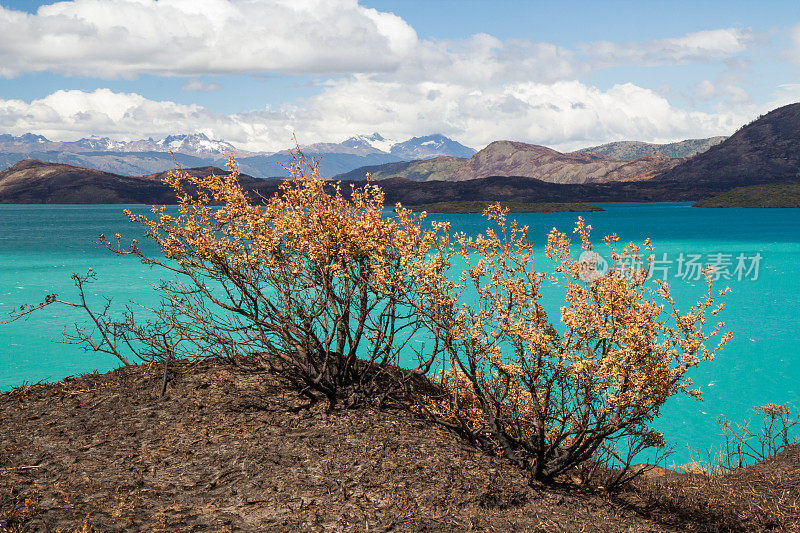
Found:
0,132 -> 476,179
335,139 -> 710,184
3,102 -> 800,205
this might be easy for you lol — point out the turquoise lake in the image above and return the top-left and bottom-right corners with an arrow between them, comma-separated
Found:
1,202 -> 798,465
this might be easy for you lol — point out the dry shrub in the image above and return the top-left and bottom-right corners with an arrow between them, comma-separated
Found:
410,205 -> 730,483
712,403 -> 800,471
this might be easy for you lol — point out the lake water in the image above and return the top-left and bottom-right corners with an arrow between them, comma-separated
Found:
1,202 -> 798,464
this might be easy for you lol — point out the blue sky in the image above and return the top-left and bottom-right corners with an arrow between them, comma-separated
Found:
0,0 -> 799,152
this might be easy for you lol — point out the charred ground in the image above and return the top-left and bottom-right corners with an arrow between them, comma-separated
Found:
1,360 -> 798,532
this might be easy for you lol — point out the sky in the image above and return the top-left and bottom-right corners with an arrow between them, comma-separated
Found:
1,0 -> 799,152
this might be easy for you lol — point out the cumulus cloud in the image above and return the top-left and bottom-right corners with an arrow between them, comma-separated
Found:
0,1 -> 751,81
0,89 -> 231,140
181,79 -> 222,92
0,0 -> 418,78
0,2 -> 765,150
583,28 -> 756,66
0,84 -> 748,153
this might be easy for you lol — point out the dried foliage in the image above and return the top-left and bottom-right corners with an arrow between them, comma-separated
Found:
715,403 -> 800,468
115,151 -> 445,405
410,205 -> 730,483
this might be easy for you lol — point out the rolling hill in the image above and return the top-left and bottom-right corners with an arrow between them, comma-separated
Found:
693,184 -> 800,208
0,160 -> 280,204
658,103 -> 800,186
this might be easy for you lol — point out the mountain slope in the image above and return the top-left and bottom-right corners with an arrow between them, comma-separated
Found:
448,141 -> 683,183
0,160 -> 171,203
575,137 -> 727,161
0,132 -> 477,178
659,103 -> 800,185
0,151 -> 219,179
0,160 -> 278,204
0,158 -> 767,205
239,152 -> 405,179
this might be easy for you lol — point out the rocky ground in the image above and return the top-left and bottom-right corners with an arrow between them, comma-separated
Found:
1,360 -> 798,532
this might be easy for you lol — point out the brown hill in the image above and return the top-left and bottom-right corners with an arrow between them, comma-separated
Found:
659,102 -> 800,185
0,159 -> 170,204
0,158 -> 744,206
447,141 -> 683,183
0,159 -> 280,204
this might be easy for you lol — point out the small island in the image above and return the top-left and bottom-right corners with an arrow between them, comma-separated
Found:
694,184 -> 800,208
406,201 -> 604,213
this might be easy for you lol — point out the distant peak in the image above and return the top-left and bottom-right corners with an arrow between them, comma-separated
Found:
0,133 -> 50,143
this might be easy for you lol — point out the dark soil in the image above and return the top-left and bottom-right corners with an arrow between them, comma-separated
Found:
1,360 -> 798,532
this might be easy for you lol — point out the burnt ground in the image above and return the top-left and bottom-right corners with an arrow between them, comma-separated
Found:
1,360 -> 798,532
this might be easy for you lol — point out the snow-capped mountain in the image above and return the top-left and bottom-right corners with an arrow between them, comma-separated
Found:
390,134 -> 476,160
0,132 -> 245,156
301,133 -> 473,160
0,131 -> 476,178
157,133 -> 239,155
341,132 -> 397,154
74,136 -> 126,151
0,133 -> 49,145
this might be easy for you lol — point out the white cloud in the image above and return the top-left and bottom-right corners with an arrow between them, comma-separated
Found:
0,3 -> 768,152
0,1 -> 751,82
583,28 -> 756,66
389,34 -> 586,85
0,89 -> 229,141
181,79 -> 222,92
0,84 -> 749,153
0,0 -> 418,78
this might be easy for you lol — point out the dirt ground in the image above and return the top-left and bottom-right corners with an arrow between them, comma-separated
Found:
1,360 -> 798,532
